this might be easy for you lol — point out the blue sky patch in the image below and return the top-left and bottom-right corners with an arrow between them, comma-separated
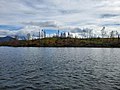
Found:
0,25 -> 23,31
44,29 -> 68,34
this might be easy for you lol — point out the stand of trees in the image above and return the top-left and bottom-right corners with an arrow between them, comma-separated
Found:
0,37 -> 120,47
1,27 -> 120,47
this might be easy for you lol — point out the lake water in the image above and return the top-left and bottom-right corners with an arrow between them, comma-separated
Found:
0,47 -> 120,90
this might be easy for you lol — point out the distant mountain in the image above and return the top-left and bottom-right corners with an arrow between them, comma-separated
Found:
0,36 -> 15,42
17,36 -> 26,40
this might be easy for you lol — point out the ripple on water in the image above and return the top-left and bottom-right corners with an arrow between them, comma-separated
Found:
1,47 -> 120,90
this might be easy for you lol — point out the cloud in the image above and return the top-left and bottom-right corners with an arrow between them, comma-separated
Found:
22,21 -> 61,28
100,14 -> 119,18
0,0 -> 120,37
0,25 -> 23,30
0,30 -> 17,37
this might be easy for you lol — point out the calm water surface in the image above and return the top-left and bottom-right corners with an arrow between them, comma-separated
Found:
0,47 -> 120,90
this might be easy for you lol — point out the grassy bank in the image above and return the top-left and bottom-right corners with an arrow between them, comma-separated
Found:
0,37 -> 120,47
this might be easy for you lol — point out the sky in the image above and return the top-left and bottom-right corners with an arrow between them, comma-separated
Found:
0,0 -> 120,37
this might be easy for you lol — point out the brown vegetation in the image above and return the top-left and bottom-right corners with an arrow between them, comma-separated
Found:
0,37 -> 120,47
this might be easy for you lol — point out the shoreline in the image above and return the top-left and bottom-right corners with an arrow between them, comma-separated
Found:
0,45 -> 120,48
0,37 -> 120,48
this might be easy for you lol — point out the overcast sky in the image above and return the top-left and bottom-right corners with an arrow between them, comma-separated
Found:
0,0 -> 120,36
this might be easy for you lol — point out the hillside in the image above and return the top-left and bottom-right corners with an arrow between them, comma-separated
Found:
0,36 -> 15,42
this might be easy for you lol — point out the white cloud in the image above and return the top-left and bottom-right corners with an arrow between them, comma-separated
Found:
0,30 -> 17,37
0,0 -> 120,36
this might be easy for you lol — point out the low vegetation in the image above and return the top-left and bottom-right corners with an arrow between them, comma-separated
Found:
0,37 -> 120,47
